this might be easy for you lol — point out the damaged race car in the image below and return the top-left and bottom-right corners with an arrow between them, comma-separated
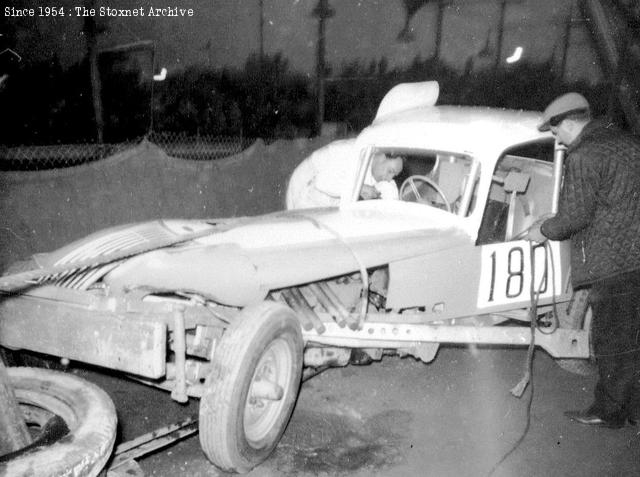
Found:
0,81 -> 591,473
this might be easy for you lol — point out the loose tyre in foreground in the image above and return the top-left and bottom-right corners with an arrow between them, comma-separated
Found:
0,367 -> 117,477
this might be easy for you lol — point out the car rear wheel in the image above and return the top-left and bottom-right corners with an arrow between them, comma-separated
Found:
556,289 -> 596,375
0,367 -> 117,477
199,301 -> 303,473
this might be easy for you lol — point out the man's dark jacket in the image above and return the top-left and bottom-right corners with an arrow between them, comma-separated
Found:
541,119 -> 640,287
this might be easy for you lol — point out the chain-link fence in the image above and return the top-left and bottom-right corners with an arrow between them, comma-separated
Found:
0,142 -> 138,171
148,132 -> 247,161
0,134 -> 254,171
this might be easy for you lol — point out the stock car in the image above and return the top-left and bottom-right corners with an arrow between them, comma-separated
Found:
0,81 -> 590,473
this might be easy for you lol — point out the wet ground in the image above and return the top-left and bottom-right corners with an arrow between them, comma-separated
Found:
77,346 -> 640,477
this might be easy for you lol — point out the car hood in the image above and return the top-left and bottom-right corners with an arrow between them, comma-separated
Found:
41,202 -> 471,306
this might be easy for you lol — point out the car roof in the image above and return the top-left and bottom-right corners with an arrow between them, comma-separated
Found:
356,104 -> 553,159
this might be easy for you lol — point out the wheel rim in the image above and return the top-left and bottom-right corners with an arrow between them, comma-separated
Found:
243,338 -> 294,445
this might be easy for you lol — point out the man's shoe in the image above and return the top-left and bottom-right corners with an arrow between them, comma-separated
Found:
564,410 -> 626,429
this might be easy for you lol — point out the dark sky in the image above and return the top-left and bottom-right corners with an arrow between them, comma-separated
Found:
3,0 -> 601,82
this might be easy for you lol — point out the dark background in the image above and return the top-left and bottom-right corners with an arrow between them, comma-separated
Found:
0,0 -> 628,146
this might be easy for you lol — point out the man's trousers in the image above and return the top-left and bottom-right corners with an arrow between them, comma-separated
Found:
588,269 -> 640,421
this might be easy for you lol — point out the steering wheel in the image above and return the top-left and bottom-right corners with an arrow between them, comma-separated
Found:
400,175 -> 452,213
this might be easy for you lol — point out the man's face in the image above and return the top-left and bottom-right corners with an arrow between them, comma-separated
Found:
372,154 -> 403,182
550,118 -> 577,146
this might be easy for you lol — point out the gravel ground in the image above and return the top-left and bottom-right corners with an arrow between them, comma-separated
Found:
76,345 -> 640,477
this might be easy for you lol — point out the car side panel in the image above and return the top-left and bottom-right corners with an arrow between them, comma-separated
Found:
386,239 -> 571,319
387,244 -> 482,320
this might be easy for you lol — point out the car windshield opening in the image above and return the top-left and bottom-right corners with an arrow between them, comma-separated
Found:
390,149 -> 478,216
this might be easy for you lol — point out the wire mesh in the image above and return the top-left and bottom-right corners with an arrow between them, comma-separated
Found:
148,132 -> 246,161
0,134 -> 253,171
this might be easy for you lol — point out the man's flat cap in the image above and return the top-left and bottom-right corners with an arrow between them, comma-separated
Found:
538,92 -> 590,132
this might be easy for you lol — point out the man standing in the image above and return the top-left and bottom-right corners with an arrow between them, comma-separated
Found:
527,93 -> 640,428
285,139 -> 403,210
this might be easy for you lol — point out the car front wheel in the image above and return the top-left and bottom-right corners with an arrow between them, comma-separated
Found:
199,301 -> 303,473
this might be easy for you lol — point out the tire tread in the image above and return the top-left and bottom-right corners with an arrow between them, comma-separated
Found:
199,301 -> 302,473
1,367 -> 117,477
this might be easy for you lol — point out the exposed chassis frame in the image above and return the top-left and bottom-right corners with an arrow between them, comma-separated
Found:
0,286 -> 589,400
303,318 -> 589,359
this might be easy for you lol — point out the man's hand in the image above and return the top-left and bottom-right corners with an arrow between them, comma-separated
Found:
525,217 -> 551,243
360,184 -> 381,200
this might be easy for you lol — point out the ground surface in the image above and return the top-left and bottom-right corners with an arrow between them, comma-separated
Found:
76,346 -> 640,477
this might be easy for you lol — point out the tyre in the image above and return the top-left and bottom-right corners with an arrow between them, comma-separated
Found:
0,367 -> 117,477
556,289 -> 596,376
199,301 -> 303,473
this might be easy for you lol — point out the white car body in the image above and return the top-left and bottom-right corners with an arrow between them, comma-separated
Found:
1,80 -> 587,367
0,81 -> 590,473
